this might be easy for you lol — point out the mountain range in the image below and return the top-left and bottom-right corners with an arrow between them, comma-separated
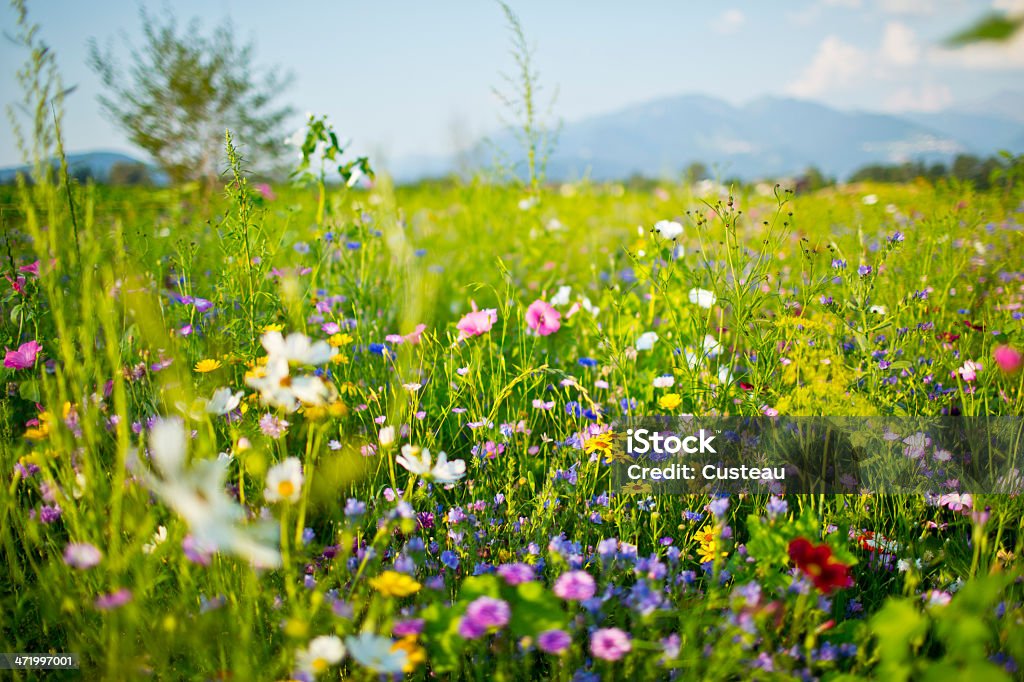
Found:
389,91 -> 1024,182
3,92 -> 1023,185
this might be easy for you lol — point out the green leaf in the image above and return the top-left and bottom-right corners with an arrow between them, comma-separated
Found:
508,581 -> 567,638
946,13 -> 1023,46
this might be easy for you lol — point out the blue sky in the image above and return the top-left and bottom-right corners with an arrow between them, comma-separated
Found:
2,0 -> 1023,168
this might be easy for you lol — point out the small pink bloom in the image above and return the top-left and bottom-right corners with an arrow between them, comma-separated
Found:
19,260 -> 40,276
955,360 -> 982,382
457,309 -> 497,340
525,299 -> 561,336
4,340 -> 41,369
255,183 -> 277,201
5,274 -> 26,295
403,323 -> 427,345
590,627 -> 632,661
994,345 -> 1022,374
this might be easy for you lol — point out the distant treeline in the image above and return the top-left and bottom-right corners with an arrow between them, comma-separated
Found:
846,153 -> 1014,190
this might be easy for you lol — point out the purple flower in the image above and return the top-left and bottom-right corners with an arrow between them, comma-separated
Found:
553,570 -> 596,601
458,597 -> 511,639
94,588 -> 133,610
858,265 -> 872,277
590,627 -> 632,661
393,619 -> 425,637
766,496 -> 788,519
707,496 -> 730,519
497,563 -> 536,585
63,542 -> 102,569
537,629 -> 572,654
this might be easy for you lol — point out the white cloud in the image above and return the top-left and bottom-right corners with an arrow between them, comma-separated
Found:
787,36 -> 868,97
883,83 -> 954,111
716,9 -> 746,34
993,0 -> 1024,14
880,22 -> 920,65
877,0 -> 935,15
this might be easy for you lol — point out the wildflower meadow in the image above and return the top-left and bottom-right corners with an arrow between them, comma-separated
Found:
4,3 -> 1024,682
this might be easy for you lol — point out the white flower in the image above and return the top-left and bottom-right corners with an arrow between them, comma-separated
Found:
702,334 -> 722,357
396,445 -> 466,483
897,559 -> 910,572
396,445 -> 432,476
261,331 -> 335,366
379,426 -> 396,448
653,220 -> 684,240
862,193 -> 879,206
635,331 -> 658,351
869,305 -> 888,315
296,635 -> 346,676
717,365 -> 733,384
205,387 -> 243,415
265,457 -> 304,504
345,632 -> 407,674
403,382 -> 422,392
652,375 -> 675,388
131,418 -> 281,568
142,525 -> 168,554
550,285 -> 572,307
688,288 -> 717,309
246,356 -> 331,413
431,451 -> 467,484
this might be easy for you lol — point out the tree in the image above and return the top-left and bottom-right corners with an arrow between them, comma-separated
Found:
88,9 -> 293,186
107,161 -> 152,187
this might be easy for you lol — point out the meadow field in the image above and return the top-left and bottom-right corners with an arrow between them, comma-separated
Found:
2,155 -> 1024,681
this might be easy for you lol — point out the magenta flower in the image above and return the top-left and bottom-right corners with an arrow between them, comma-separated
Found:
458,596 -> 510,639
456,308 -> 497,340
994,345 -> 1022,374
63,542 -> 102,569
94,588 -> 132,610
525,299 -> 561,336
4,340 -> 41,369
590,627 -> 632,661
497,562 -> 536,585
553,570 -> 596,601
537,629 -> 572,654
19,260 -> 39,276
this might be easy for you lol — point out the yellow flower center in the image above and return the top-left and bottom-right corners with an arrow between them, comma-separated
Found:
311,657 -> 327,673
278,480 -> 295,498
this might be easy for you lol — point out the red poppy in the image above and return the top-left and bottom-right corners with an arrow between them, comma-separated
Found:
788,538 -> 853,594
962,320 -> 985,332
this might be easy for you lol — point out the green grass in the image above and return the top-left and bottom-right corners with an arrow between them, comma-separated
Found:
1,170 -> 1024,681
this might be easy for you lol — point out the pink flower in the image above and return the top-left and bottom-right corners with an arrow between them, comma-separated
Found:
955,360 -> 982,382
457,308 -> 497,340
5,274 -> 26,295
255,183 -> 277,201
403,323 -> 427,345
4,340 -> 41,369
552,570 -> 596,601
19,260 -> 39,276
590,627 -> 632,661
994,345 -> 1022,374
525,299 -> 561,336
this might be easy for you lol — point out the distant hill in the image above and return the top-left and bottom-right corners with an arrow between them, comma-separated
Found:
0,151 -> 168,185
388,92 -> 1024,183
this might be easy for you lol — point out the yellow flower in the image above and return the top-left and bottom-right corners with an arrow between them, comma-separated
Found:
262,323 -> 284,332
327,402 -> 348,417
331,353 -> 349,365
329,333 -> 354,347
697,540 -> 719,564
391,636 -> 426,673
584,432 -> 615,456
369,571 -> 421,597
658,393 -> 682,411
194,359 -> 222,373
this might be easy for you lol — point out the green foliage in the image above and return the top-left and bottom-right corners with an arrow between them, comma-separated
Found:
87,7 -> 293,185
